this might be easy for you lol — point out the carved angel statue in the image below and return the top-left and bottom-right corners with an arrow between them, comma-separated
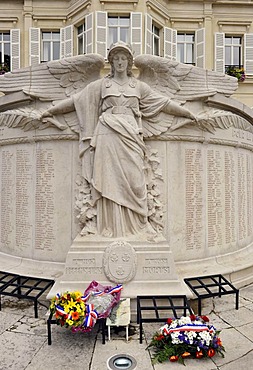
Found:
0,41 -> 241,239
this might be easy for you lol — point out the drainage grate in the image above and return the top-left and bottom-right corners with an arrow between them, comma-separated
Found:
107,354 -> 137,370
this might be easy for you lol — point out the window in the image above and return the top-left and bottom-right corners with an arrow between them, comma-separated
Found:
145,15 -> 161,56
152,25 -> 160,56
177,33 -> 195,65
96,11 -> 142,58
42,31 -> 60,62
108,16 -> 130,46
0,32 -> 10,72
214,32 -> 253,75
77,23 -> 86,55
225,36 -> 242,68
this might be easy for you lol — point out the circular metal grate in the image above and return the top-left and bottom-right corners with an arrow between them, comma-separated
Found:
107,354 -> 137,370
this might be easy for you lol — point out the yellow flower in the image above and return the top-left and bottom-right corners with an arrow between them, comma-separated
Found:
66,319 -> 74,326
76,306 -> 83,314
73,291 -> 82,299
68,300 -> 77,309
63,305 -> 70,313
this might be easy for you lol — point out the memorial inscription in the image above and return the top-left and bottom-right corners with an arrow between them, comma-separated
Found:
185,148 -> 204,250
238,152 -> 247,241
35,148 -> 56,251
1,149 -> 15,250
16,148 -> 33,250
207,149 -> 223,248
224,150 -> 236,245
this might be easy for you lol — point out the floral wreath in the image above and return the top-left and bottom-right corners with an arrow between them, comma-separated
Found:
148,314 -> 225,364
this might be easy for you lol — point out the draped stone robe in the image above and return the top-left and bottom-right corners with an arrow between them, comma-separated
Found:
73,76 -> 169,237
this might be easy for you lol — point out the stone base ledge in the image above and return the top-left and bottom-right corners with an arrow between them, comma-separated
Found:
0,251 -> 64,280
176,241 -> 253,288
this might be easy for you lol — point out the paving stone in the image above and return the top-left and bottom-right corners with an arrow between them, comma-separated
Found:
0,311 -> 23,334
26,329 -> 97,370
0,331 -> 45,370
8,316 -> 47,336
91,338 -> 154,370
217,306 -> 253,327
240,284 -> 253,301
216,349 -> 253,370
212,327 -> 253,367
236,321 -> 253,342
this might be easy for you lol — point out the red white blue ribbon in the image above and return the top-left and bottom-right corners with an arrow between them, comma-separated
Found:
107,284 -> 123,294
55,304 -> 72,319
84,304 -> 98,328
164,324 -> 212,335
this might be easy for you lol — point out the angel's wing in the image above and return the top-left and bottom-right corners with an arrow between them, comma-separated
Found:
135,55 -> 239,137
0,54 -> 104,132
134,55 -> 238,102
0,53 -> 105,100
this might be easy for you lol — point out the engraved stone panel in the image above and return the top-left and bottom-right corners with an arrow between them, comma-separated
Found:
207,148 -> 224,249
184,147 -> 204,250
0,130 -> 79,262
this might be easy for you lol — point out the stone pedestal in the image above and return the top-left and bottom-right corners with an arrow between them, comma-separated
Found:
47,234 -> 189,298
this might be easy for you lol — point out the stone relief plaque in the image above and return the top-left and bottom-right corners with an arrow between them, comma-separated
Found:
103,241 -> 137,283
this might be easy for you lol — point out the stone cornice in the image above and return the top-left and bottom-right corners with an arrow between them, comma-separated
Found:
68,0 -> 92,19
0,17 -> 19,23
32,15 -> 67,21
146,0 -> 171,21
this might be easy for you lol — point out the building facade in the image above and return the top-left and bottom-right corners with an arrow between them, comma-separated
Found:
0,0 -> 253,104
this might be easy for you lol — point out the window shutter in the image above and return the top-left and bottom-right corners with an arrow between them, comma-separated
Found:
164,27 -> 177,60
244,33 -> 253,75
65,25 -> 73,57
10,29 -> 20,71
29,28 -> 40,66
196,28 -> 205,68
60,27 -> 65,58
214,32 -> 225,73
85,13 -> 93,54
60,25 -> 73,58
96,11 -> 107,58
130,12 -> 142,57
145,14 -> 152,54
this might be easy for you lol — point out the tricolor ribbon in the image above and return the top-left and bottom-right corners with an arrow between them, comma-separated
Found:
164,324 -> 211,335
55,304 -> 72,319
107,284 -> 123,294
82,292 -> 91,302
84,304 -> 98,328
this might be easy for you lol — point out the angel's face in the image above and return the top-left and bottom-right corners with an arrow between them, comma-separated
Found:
112,52 -> 128,74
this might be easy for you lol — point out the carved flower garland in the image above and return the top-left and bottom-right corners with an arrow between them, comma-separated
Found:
148,315 -> 225,365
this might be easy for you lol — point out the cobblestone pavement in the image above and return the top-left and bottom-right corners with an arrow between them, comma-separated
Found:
0,284 -> 253,370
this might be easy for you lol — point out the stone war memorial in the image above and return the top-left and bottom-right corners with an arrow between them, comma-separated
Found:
0,42 -> 252,299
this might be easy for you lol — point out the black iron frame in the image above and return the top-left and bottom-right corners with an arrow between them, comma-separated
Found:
184,274 -> 239,315
136,295 -> 193,344
0,271 -> 54,318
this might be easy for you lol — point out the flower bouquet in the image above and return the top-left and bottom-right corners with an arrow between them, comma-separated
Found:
50,291 -> 96,332
148,315 -> 225,365
50,281 -> 122,333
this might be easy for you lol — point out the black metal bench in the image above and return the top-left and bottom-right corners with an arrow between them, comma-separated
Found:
47,311 -> 106,345
137,295 -> 193,344
0,271 -> 54,318
184,274 -> 239,315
